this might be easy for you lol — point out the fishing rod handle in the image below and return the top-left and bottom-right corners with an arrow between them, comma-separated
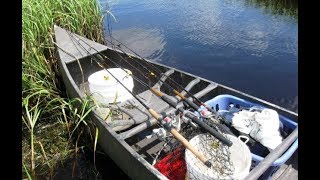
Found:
170,128 -> 211,167
161,95 -> 178,108
150,88 -> 177,108
172,89 -> 200,110
215,122 -> 235,136
148,109 -> 161,120
184,98 -> 200,110
148,108 -> 211,167
184,112 -> 233,147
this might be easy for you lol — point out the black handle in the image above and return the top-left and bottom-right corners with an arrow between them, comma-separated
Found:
184,98 -> 200,111
161,95 -> 178,108
216,123 -> 234,136
184,111 -> 233,147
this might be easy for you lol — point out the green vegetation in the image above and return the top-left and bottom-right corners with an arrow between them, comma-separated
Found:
247,0 -> 298,20
22,0 -> 105,178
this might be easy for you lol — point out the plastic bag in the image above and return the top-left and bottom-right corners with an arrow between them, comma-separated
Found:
231,108 -> 283,150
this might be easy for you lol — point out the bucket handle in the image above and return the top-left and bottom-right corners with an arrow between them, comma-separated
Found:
238,135 -> 249,144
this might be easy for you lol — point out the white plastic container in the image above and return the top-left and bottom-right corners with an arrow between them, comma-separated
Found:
88,68 -> 134,104
185,134 -> 251,180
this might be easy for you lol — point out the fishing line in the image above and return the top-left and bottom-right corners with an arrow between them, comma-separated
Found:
105,2 -> 113,47
68,31 -> 233,147
102,37 -> 204,110
105,37 -> 216,113
100,38 -> 231,134
66,30 -> 213,167
102,2 -> 216,112
98,17 -> 203,104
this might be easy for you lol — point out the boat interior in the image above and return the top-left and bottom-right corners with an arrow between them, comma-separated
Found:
55,26 -> 298,179
65,48 -> 298,179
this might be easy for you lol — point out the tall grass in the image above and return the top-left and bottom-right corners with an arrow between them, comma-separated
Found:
22,0 -> 105,178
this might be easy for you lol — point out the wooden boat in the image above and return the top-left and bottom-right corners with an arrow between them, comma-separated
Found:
54,25 -> 298,180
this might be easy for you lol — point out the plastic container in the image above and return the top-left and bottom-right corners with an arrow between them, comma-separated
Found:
201,94 -> 298,179
185,134 -> 251,180
88,68 -> 134,104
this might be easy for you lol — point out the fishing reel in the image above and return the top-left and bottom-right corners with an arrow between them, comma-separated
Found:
149,113 -> 181,141
199,109 -> 221,124
179,107 -> 233,136
179,109 -> 199,129
182,100 -> 220,123
179,108 -> 217,126
159,113 -> 181,131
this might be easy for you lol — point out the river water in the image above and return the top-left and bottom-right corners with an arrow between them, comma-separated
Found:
100,0 -> 298,113
63,0 -> 297,179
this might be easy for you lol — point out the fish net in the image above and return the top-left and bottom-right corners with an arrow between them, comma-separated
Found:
154,113 -> 236,180
184,133 -> 235,180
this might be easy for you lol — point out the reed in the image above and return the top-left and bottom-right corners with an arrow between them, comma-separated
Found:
22,0 -> 107,178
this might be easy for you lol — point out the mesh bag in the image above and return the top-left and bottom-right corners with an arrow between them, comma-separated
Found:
185,133 -> 235,180
153,113 -> 251,180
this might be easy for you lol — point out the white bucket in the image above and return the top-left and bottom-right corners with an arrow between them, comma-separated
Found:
185,134 -> 251,180
88,68 -> 134,104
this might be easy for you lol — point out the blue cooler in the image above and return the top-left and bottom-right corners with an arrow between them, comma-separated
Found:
201,94 -> 298,179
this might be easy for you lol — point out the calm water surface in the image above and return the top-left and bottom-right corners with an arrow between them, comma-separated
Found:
100,0 -> 298,112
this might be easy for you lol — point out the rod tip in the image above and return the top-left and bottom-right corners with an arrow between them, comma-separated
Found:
204,161 -> 212,168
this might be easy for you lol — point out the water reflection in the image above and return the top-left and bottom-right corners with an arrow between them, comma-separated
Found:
105,28 -> 166,61
181,11 -> 272,57
101,0 -> 297,113
139,0 -> 297,59
246,0 -> 298,20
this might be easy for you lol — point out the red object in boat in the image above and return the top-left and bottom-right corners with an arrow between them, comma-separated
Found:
154,147 -> 187,180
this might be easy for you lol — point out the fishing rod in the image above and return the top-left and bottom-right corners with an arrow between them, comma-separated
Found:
70,33 -> 232,146
100,37 -> 216,116
102,38 -> 233,133
67,31 -> 212,167
106,36 -> 217,113
98,55 -> 232,146
103,37 -> 237,133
